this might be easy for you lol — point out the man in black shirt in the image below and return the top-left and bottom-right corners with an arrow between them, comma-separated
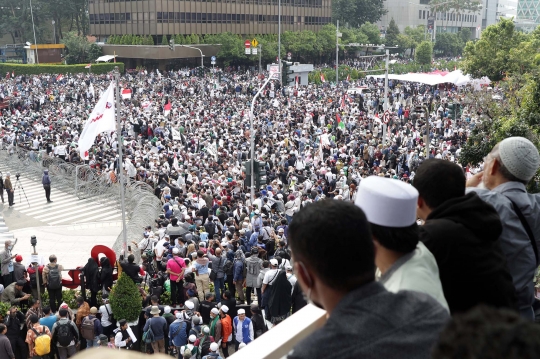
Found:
4,306 -> 27,359
120,254 -> 141,283
199,292 -> 217,325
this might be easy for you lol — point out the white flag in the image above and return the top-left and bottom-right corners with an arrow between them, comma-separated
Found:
78,82 -> 116,157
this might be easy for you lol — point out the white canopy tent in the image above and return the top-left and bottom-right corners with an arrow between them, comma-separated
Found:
95,55 -> 118,63
367,69 -> 488,88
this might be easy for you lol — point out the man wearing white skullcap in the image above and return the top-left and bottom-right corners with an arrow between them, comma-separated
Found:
232,308 -> 253,350
355,176 -> 449,312
219,304 -> 232,357
467,136 -> 540,320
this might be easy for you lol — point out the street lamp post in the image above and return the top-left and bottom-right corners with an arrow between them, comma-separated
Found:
29,0 -> 39,64
181,45 -> 204,67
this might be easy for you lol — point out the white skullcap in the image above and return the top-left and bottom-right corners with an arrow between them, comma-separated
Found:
185,301 -> 194,309
164,306 -> 171,314
355,176 -> 418,228
211,308 -> 219,315
237,309 -> 245,315
498,137 -> 540,181
210,342 -> 219,352
221,305 -> 229,313
189,334 -> 197,342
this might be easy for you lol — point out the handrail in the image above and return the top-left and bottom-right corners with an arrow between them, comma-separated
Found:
230,304 -> 327,359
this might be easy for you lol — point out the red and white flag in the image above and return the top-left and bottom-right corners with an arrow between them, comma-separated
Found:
11,72 -> 14,78
347,74 -> 350,81
141,101 -> 151,111
78,82 -> 116,157
164,101 -> 171,116
56,74 -> 63,81
121,88 -> 132,99
295,76 -> 299,89
85,64 -> 92,69
320,74 -> 326,83
340,95 -> 346,109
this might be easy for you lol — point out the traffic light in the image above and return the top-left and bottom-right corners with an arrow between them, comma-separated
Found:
243,160 -> 252,188
169,38 -> 175,51
281,60 -> 294,85
447,103 -> 456,120
253,160 -> 267,188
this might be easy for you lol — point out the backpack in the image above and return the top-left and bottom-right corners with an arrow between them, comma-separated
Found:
47,264 -> 62,290
142,319 -> 155,344
30,271 -> 38,289
198,336 -> 212,358
32,326 -> 51,356
55,322 -> 75,347
80,317 -> 97,340
223,260 -> 233,276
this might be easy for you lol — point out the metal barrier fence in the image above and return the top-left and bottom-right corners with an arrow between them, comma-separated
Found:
0,147 -> 161,256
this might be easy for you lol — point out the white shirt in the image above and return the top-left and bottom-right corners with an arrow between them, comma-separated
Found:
262,269 -> 279,285
99,303 -> 113,327
234,317 -> 254,344
377,242 -> 449,312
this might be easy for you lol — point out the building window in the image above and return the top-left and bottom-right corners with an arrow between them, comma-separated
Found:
419,10 -> 422,19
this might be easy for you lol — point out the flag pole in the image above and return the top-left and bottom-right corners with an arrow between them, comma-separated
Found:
114,66 -> 128,254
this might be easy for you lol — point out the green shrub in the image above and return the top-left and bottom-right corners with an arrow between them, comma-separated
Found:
0,302 -> 10,318
110,273 -> 142,322
0,63 -> 124,75
62,289 -> 79,309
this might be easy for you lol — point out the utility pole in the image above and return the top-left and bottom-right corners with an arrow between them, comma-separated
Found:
336,20 -> 339,84
382,49 -> 389,144
259,45 -> 262,73
278,0 -> 282,85
114,66 -> 128,253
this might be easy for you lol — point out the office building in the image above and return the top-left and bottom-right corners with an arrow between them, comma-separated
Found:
516,0 -> 540,31
482,0 -> 517,29
88,0 -> 332,40
379,0 -> 482,40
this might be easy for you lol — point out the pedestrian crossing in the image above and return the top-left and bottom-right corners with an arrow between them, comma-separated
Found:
0,164 -> 124,226
0,212 -> 14,246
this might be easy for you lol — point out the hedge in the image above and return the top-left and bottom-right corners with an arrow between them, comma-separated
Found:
0,62 -> 124,75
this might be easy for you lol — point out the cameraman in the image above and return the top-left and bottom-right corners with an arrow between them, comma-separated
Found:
4,173 -> 13,207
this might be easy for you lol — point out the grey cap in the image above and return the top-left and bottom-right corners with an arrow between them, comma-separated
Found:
499,137 -> 540,181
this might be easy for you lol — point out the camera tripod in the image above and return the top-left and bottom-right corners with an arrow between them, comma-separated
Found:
14,175 -> 30,207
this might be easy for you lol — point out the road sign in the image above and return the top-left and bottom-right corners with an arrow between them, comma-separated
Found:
269,64 -> 280,80
252,38 -> 259,48
211,56 -> 216,61
383,110 -> 391,124
287,52 -> 292,57
252,47 -> 258,55
244,40 -> 251,55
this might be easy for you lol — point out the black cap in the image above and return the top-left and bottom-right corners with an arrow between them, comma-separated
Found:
16,280 -> 26,287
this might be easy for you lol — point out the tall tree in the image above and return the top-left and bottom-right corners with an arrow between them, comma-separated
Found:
385,18 -> 400,46
332,0 -> 387,28
415,41 -> 433,64
359,22 -> 382,44
462,18 -> 527,81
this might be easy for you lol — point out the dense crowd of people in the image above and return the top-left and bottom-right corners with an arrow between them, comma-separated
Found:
0,66 -> 540,359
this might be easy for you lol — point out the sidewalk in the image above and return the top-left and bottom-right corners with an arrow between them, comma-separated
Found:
7,222 -> 121,269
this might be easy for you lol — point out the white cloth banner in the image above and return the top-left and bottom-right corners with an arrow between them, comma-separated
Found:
78,82 -> 116,157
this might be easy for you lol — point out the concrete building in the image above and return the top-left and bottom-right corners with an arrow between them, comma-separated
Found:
482,0 -> 518,29
516,0 -> 540,31
88,0 -> 332,41
379,0 -> 482,40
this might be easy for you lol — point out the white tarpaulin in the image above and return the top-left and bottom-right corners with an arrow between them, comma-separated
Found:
95,55 -> 118,63
367,69 -> 486,87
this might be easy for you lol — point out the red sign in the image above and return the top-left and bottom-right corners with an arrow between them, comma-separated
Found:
244,40 -> 251,48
